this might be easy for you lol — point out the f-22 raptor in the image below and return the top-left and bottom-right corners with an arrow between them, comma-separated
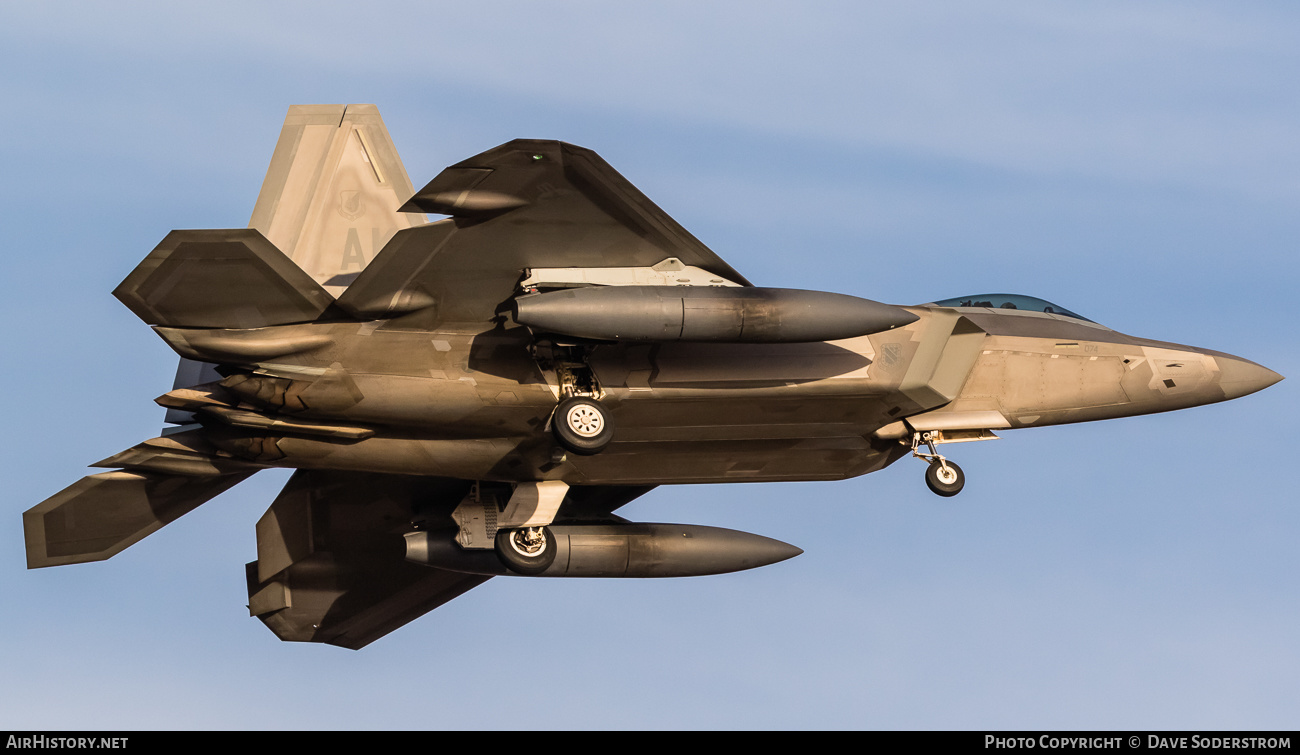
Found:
24,105 -> 1282,648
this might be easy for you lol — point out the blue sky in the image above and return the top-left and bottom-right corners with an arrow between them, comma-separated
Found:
2,1 -> 1296,729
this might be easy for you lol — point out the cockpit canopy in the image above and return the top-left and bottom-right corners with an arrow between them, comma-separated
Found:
928,293 -> 1093,323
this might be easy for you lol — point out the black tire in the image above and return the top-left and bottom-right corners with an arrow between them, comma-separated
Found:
551,396 -> 613,455
495,526 -> 557,575
925,460 -> 964,497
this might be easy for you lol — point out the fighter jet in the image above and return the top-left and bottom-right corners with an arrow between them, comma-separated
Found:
24,105 -> 1283,649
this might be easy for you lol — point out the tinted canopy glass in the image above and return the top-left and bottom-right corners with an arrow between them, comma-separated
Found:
930,293 -> 1092,322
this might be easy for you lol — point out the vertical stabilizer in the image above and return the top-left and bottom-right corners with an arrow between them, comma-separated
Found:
249,104 -> 427,295
164,105 -> 425,426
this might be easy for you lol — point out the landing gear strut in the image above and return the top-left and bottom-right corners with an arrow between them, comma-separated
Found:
912,431 -> 965,497
531,343 -> 614,456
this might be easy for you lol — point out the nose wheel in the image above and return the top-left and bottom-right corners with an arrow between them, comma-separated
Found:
912,431 -> 965,497
924,459 -> 964,497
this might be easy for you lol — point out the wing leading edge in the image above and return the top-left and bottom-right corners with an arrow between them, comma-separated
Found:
336,139 -> 751,324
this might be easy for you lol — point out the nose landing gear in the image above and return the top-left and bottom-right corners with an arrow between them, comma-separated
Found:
912,431 -> 965,497
924,458 -> 965,497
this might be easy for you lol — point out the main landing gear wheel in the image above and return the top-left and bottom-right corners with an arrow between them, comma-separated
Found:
925,460 -> 965,497
495,526 -> 557,575
552,396 -> 613,455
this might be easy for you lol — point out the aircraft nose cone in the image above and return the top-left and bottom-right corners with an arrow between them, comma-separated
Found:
1217,355 -> 1284,400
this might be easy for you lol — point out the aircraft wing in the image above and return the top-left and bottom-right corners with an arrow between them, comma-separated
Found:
335,139 -> 752,323
248,469 -> 653,649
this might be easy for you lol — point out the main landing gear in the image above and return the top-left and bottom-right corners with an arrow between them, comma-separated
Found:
495,525 -> 557,575
911,431 -> 965,497
552,396 -> 614,455
532,343 -> 615,456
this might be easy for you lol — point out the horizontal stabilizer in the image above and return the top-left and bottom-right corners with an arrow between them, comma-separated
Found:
162,104 -> 423,425
91,429 -> 268,477
25,470 -> 253,568
114,229 -> 335,329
